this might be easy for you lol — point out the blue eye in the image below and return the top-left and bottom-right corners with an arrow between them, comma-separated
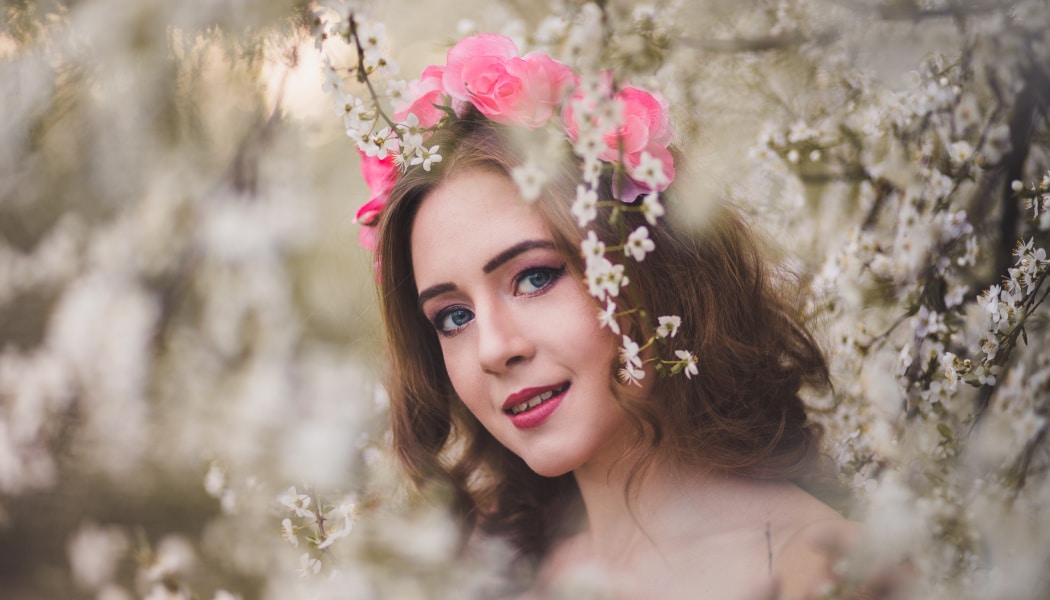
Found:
515,266 -> 565,296
435,307 -> 473,336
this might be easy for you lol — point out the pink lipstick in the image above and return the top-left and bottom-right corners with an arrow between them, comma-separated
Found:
503,382 -> 570,429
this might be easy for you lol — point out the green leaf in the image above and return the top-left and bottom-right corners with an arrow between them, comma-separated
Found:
937,423 -> 955,441
434,101 -> 458,121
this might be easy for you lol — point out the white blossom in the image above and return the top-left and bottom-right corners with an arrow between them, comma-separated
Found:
143,535 -> 195,583
640,192 -> 665,226
581,231 -> 606,266
281,518 -> 298,548
363,127 -> 398,159
203,462 -> 226,498
620,335 -> 643,371
409,144 -> 442,171
585,257 -> 629,299
67,523 -> 128,590
385,79 -> 408,104
656,315 -> 681,339
630,151 -> 668,189
279,486 -> 316,520
618,364 -> 645,386
674,350 -> 698,379
572,184 -> 598,227
597,299 -> 620,334
949,140 -> 974,164
317,499 -> 358,549
625,226 -> 655,262
510,161 -> 547,202
297,553 -> 322,578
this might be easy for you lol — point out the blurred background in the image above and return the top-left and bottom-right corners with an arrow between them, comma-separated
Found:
1,0 -> 1048,598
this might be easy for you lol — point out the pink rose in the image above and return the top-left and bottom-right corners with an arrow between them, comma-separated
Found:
618,143 -> 675,201
564,83 -> 675,199
357,218 -> 379,251
354,150 -> 398,250
354,194 -> 385,251
443,34 -> 576,129
354,195 -> 386,226
606,87 -> 673,164
443,34 -> 518,103
394,65 -> 450,128
358,149 -> 398,203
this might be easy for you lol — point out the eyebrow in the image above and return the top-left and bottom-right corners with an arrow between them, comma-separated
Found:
483,240 -> 555,273
416,239 -> 556,308
417,282 -> 456,309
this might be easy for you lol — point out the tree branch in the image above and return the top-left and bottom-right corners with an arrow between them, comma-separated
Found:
678,30 -> 838,53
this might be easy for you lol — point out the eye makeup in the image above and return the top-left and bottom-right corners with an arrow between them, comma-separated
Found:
424,261 -> 567,338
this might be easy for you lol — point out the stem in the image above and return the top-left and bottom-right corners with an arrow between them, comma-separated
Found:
311,491 -> 328,540
1013,426 -> 1048,498
998,268 -> 1049,360
347,13 -> 396,131
973,267 -> 1049,425
996,74 -> 1040,277
831,0 -> 1005,21
678,30 -> 839,53
865,305 -> 916,352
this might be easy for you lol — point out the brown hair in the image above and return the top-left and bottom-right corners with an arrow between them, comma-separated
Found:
375,109 -> 831,560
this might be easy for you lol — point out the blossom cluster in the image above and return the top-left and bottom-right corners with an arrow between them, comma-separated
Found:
316,9 -> 676,243
278,484 -> 358,560
741,0 -> 1050,594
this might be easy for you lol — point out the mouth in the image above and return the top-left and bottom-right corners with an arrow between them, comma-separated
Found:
505,382 -> 570,415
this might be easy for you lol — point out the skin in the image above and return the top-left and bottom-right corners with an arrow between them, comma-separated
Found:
411,169 -> 631,478
410,169 -> 856,599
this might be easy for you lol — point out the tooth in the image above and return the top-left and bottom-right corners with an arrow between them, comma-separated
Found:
540,390 -> 553,401
527,397 -> 541,408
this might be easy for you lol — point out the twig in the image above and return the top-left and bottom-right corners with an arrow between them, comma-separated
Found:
347,13 -> 397,131
679,30 -> 838,53
830,0 -> 1008,22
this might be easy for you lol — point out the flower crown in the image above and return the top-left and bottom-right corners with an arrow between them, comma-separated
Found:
317,11 -> 695,383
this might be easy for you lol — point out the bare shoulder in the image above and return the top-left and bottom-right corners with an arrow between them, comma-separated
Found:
772,516 -> 859,599
537,532 -> 593,585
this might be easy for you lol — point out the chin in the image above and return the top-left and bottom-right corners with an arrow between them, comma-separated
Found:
523,456 -> 580,479
530,466 -> 572,478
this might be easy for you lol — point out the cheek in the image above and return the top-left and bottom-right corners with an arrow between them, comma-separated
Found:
563,292 -> 616,358
439,343 -> 484,411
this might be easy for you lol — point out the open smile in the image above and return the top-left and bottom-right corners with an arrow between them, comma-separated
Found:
503,382 -> 571,429
505,382 -> 570,415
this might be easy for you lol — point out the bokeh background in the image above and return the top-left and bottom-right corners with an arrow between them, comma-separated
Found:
1,0 -> 1048,598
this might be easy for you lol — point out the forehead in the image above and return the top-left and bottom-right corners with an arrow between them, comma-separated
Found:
410,170 -> 552,285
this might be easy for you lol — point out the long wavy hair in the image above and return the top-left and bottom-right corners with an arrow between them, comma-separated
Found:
375,109 -> 831,561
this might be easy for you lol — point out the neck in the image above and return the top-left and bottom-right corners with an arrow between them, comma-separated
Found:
571,448 -> 802,564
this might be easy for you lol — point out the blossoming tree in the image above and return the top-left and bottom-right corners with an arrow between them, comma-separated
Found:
0,0 -> 1047,598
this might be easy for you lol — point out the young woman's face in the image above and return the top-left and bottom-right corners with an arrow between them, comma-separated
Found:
410,169 -> 630,477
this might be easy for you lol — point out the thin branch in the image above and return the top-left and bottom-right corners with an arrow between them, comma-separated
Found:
830,0 -> 1009,22
972,268 -> 1049,425
348,13 -> 396,131
1011,414 -> 1048,497
797,166 -> 870,185
678,30 -> 838,53
996,83 -> 1038,277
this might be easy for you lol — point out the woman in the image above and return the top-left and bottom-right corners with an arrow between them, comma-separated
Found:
362,34 -> 856,599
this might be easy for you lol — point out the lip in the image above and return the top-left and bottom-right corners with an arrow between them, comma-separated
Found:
503,382 -> 570,430
502,383 -> 567,412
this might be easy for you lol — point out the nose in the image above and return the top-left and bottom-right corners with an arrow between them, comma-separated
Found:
476,299 -> 535,374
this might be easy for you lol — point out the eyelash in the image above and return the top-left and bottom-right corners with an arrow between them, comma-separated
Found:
431,264 -> 567,337
514,264 -> 566,298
